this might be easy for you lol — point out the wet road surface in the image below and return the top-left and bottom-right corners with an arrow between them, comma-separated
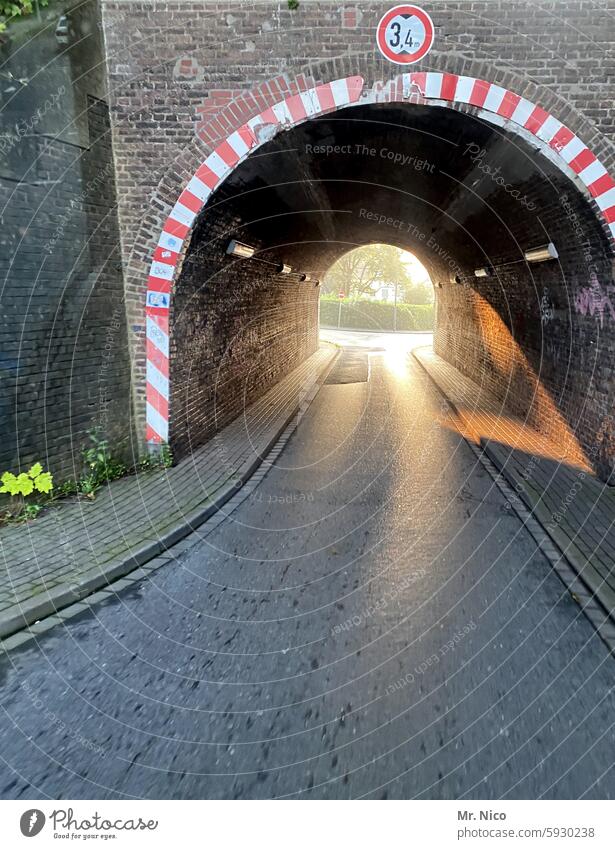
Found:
2,333 -> 615,799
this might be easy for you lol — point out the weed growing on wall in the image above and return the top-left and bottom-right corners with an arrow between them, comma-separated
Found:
0,462 -> 54,522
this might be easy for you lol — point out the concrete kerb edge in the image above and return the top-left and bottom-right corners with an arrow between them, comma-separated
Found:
0,345 -> 340,647
411,347 -> 615,655
321,325 -> 433,335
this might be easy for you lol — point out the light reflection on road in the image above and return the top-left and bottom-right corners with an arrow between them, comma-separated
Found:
319,328 -> 433,379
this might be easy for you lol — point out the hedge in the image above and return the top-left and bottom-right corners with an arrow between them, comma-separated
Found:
319,297 -> 434,331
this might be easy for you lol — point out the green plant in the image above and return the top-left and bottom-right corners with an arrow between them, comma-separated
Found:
78,474 -> 98,500
0,463 -> 53,497
81,429 -> 127,497
0,462 -> 53,522
56,479 -> 78,497
160,443 -> 173,468
319,296 -> 435,331
0,0 -> 48,33
22,503 -> 42,520
287,0 -> 299,9
137,443 -> 173,473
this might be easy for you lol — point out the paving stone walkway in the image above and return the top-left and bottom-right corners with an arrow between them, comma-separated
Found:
414,346 -> 615,625
0,345 -> 336,637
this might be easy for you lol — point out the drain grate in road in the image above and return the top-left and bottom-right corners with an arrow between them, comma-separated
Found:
325,347 -> 373,384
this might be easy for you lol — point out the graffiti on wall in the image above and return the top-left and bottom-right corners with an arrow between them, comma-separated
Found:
574,282 -> 615,327
540,288 -> 554,325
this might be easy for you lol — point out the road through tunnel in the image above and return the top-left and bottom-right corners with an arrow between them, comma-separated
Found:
166,96 -> 614,479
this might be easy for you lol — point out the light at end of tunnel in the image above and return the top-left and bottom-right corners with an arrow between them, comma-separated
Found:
226,239 -> 255,258
474,267 -> 490,278
277,263 -> 292,275
524,242 -> 558,263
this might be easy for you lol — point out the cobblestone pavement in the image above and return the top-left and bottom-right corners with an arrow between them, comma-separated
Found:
0,345 -> 335,636
1,335 -> 615,799
414,347 -> 615,644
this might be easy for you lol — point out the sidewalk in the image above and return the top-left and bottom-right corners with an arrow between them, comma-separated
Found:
413,346 -> 615,626
0,344 -> 337,639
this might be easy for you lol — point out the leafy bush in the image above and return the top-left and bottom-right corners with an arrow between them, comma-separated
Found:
138,443 -> 173,472
319,296 -> 434,331
0,462 -> 54,522
0,0 -> 48,32
0,430 -> 174,526
80,429 -> 127,498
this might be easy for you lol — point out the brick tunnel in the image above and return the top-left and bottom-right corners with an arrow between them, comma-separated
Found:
5,1 -> 615,494
161,92 -> 614,479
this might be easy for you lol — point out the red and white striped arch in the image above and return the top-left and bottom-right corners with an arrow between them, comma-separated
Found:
145,71 -> 615,445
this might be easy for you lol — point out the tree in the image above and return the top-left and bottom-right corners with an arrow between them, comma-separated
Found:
399,277 -> 434,304
322,244 -> 433,303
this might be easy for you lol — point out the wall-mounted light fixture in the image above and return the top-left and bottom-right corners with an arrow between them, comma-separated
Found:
277,263 -> 292,275
226,240 -> 255,258
524,243 -> 558,263
474,267 -> 490,278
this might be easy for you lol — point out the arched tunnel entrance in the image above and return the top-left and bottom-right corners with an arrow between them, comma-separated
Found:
150,78 -> 614,480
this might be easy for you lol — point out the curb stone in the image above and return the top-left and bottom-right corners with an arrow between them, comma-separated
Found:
412,347 -> 615,656
0,346 -> 339,649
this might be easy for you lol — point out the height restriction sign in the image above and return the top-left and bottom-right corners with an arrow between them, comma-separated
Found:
376,5 -> 435,65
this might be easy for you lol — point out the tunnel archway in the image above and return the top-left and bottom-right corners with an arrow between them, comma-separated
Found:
144,72 -> 615,479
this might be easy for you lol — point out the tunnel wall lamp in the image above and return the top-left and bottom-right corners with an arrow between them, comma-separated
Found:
524,243 -> 558,263
225,241 -> 315,282
226,240 -> 255,258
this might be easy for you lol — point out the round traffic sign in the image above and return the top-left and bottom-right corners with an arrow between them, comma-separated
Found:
376,5 -> 435,65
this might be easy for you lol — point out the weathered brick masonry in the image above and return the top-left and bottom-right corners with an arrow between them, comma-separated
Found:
171,192 -> 319,457
3,1 -> 611,480
99,0 -> 615,480
0,0 -> 133,480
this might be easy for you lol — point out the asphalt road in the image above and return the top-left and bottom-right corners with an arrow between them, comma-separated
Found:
2,332 -> 615,799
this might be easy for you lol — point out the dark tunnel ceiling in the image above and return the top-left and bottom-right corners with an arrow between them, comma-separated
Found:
203,103 -> 609,278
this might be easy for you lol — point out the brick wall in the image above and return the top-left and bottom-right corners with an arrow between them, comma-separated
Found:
98,1 -> 615,477
170,196 -> 319,458
0,0 -> 133,481
102,0 -> 615,265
